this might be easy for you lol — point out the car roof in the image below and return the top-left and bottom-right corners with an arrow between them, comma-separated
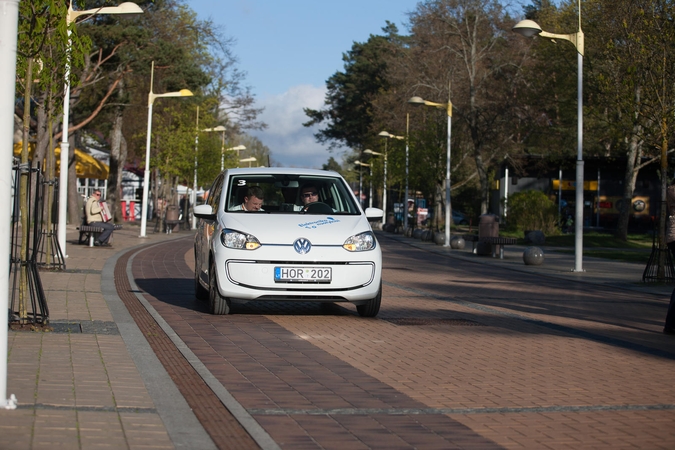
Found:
222,167 -> 341,177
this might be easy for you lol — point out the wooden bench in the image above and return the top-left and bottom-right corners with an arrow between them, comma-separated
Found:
77,224 -> 123,247
463,234 -> 517,259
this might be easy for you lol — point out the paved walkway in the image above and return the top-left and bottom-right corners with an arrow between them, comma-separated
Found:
1,224 -> 673,449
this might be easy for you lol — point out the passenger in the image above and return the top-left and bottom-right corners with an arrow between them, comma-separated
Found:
85,189 -> 115,246
230,186 -> 264,211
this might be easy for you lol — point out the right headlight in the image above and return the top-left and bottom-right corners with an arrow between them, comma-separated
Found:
343,231 -> 376,252
220,229 -> 261,250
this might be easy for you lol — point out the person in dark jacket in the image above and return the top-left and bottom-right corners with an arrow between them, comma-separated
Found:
664,183 -> 675,335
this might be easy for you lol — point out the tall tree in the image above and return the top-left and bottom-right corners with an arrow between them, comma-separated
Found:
303,23 -> 402,151
405,0 -> 526,214
586,0 -> 675,241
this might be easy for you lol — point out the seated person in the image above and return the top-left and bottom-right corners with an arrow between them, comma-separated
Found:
295,183 -> 320,211
296,183 -> 335,213
85,189 -> 115,246
230,186 -> 265,211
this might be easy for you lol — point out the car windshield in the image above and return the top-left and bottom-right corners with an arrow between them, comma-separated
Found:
225,173 -> 361,215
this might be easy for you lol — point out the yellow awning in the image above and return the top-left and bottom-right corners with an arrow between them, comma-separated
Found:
13,142 -> 109,180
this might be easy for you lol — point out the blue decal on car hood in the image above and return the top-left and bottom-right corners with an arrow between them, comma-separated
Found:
298,217 -> 340,230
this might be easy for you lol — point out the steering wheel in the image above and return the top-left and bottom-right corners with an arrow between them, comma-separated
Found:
303,202 -> 333,214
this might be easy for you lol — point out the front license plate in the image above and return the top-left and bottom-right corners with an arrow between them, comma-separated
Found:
274,267 -> 332,283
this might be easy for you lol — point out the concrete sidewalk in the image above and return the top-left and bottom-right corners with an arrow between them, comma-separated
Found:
1,224 -> 672,449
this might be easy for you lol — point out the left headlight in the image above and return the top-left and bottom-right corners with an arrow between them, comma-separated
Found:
220,229 -> 261,250
343,231 -> 377,252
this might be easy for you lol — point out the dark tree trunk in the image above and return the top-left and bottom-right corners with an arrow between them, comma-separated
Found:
67,132 -> 79,225
108,106 -> 127,222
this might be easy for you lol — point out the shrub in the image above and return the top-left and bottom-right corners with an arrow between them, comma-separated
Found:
506,190 -> 558,235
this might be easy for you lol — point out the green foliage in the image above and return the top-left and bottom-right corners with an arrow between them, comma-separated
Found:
322,157 -> 343,174
303,23 -> 401,149
506,190 -> 558,234
152,109 -> 195,181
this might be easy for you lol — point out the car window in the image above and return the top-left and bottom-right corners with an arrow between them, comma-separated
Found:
208,174 -> 224,210
225,174 -> 360,214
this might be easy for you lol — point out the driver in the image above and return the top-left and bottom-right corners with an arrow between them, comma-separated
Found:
299,183 -> 320,210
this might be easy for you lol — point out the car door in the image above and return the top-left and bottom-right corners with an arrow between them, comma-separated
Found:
197,173 -> 224,286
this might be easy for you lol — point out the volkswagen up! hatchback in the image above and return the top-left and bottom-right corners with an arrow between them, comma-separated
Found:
193,168 -> 383,317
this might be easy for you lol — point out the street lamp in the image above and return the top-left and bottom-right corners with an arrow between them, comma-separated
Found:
239,156 -> 257,167
354,160 -> 371,209
225,145 -> 246,169
139,61 -> 193,238
365,149 -> 385,224
59,1 -> 143,257
192,123 -> 225,229
376,131 -> 404,228
513,0 -> 584,272
0,0 -> 19,412
201,125 -> 228,170
408,93 -> 453,248
404,115 -> 410,232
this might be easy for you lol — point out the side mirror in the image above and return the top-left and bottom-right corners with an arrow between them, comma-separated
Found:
365,207 -> 384,220
194,204 -> 216,220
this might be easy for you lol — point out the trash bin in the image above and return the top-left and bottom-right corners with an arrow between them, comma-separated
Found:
165,205 -> 180,233
477,214 -> 500,255
166,205 -> 179,221
478,214 -> 499,238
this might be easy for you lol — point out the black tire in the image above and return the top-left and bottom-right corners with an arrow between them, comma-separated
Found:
195,255 -> 209,301
356,282 -> 382,317
209,264 -> 231,315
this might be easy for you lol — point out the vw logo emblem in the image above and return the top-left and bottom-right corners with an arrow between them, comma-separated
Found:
294,238 -> 312,254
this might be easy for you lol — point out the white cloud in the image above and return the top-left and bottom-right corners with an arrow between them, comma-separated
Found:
249,85 -> 346,169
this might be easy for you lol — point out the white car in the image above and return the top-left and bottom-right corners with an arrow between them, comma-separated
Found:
193,168 -> 383,317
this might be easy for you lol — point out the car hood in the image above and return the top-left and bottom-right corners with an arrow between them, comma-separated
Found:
222,213 -> 371,245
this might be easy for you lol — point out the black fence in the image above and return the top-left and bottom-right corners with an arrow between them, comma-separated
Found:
9,160 -> 62,325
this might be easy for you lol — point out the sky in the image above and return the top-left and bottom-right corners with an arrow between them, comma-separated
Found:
188,0 -> 419,169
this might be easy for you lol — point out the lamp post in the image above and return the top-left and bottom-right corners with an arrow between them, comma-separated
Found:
139,61 -> 193,238
239,156 -> 257,167
376,131 -> 404,228
225,145 -> 246,169
58,1 -> 143,256
365,149 -> 385,224
201,125 -> 228,170
404,114 -> 410,232
354,161 -> 371,209
1,0 -> 19,411
513,0 -> 584,272
408,92 -> 452,248
193,123 -> 226,229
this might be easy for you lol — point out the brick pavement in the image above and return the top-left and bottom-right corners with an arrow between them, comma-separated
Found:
1,225 -> 192,450
2,225 -> 675,449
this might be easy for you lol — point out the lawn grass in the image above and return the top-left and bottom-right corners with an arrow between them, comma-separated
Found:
492,229 -> 652,248
454,226 -> 656,263
553,248 -> 651,264
541,232 -> 653,249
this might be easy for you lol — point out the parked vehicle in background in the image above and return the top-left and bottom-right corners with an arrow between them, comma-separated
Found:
452,209 -> 469,225
193,168 -> 384,317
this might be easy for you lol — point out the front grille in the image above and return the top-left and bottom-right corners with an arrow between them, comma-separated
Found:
254,295 -> 346,301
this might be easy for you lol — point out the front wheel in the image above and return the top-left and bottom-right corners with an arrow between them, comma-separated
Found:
356,282 -> 381,318
209,263 -> 231,315
195,252 -> 209,300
